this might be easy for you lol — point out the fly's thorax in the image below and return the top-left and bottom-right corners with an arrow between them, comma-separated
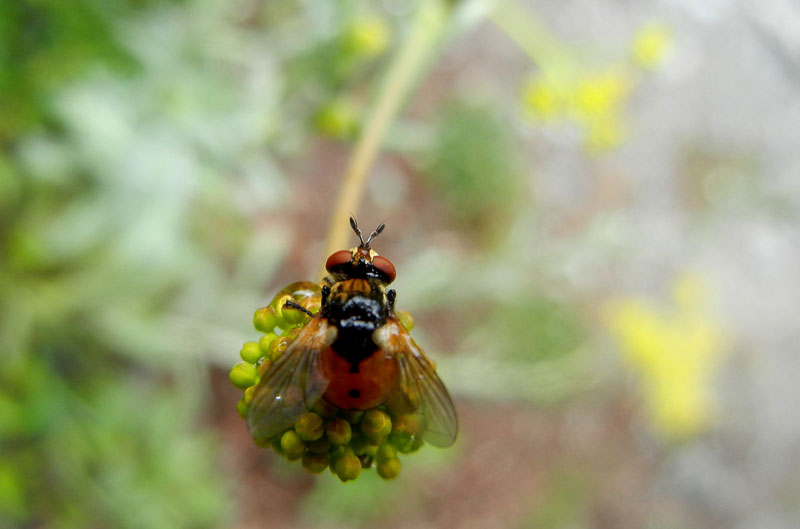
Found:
325,278 -> 390,370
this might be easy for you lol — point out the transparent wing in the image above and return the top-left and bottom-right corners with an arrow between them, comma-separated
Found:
246,316 -> 336,445
374,317 -> 458,447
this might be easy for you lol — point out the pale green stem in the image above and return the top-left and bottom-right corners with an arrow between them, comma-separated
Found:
321,3 -> 448,277
489,0 -> 575,76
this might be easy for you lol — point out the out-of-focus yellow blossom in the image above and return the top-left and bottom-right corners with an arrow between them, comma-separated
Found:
342,16 -> 391,58
522,68 -> 631,150
314,97 -> 360,140
584,115 -> 626,152
522,75 -> 571,121
632,23 -> 673,69
606,274 -> 725,440
573,70 -> 630,118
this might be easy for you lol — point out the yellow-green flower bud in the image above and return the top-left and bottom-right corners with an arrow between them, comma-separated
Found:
310,398 -> 338,418
258,332 -> 277,355
236,397 -> 248,418
307,438 -> 331,454
396,310 -> 414,331
284,326 -> 303,341
254,306 -> 280,333
282,303 -> 308,325
272,294 -> 293,320
302,453 -> 329,474
240,341 -> 262,364
325,417 -> 352,445
341,409 -> 364,425
280,430 -> 307,460
229,362 -> 257,389
267,335 -> 292,361
300,296 -> 321,315
295,412 -> 325,441
244,385 -> 256,405
361,409 -> 392,443
350,433 -> 377,456
388,432 -> 413,452
376,442 -> 396,462
391,413 -> 422,436
376,457 -> 402,479
334,448 -> 362,482
257,358 -> 272,377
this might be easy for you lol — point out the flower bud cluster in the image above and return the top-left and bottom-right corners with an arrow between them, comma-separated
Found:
230,280 -> 422,481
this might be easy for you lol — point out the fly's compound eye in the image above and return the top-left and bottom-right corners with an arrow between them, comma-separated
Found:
372,255 -> 396,283
325,250 -> 352,272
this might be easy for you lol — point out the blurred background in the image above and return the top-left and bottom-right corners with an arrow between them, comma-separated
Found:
2,0 -> 800,528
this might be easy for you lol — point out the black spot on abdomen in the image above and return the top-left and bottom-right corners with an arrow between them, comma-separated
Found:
348,389 -> 361,399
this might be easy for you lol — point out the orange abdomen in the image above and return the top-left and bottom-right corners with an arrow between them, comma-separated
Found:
321,347 -> 398,410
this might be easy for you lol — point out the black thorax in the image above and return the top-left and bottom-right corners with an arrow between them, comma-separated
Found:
323,280 -> 388,372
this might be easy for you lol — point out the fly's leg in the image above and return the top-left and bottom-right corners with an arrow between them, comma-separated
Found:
386,289 -> 396,313
283,299 -> 315,318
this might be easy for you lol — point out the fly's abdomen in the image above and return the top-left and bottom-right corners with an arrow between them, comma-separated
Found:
320,347 -> 399,410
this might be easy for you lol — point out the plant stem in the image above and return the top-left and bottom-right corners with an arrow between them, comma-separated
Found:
321,3 -> 447,277
489,0 -> 574,75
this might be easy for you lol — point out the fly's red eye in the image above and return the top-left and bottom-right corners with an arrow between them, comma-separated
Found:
325,250 -> 352,272
372,255 -> 396,282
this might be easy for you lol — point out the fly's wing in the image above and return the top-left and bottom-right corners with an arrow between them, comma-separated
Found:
246,316 -> 336,445
374,317 -> 458,447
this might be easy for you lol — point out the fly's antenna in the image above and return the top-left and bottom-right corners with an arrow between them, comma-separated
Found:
349,216 -> 385,248
365,222 -> 386,246
349,216 -> 365,246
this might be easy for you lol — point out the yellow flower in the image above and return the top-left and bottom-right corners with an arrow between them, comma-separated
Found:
342,16 -> 391,58
522,75 -> 570,121
606,274 -> 725,439
573,70 -> 630,118
584,114 -> 626,151
632,23 -> 673,69
314,98 -> 360,140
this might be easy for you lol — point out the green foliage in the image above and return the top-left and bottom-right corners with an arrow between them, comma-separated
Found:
489,297 -> 586,363
426,102 -> 523,234
0,0 -> 186,142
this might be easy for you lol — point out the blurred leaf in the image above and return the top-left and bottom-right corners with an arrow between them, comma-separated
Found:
425,102 -> 522,235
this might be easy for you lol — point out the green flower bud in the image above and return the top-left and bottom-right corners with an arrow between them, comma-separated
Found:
257,358 -> 272,377
310,398 -> 338,418
302,453 -> 329,474
271,281 -> 320,306
341,409 -> 364,425
282,302 -> 309,325
244,386 -> 256,405
299,296 -> 321,315
258,332 -> 277,355
391,413 -> 422,436
376,457 -> 402,479
295,412 -> 325,441
236,397 -> 248,418
376,442 -> 396,462
283,326 -> 303,341
254,306 -> 280,333
389,433 -> 423,454
280,430 -> 307,460
267,335 -> 292,361
325,417 -> 352,445
334,448 -> 362,482
240,341 -> 263,364
350,433 -> 378,456
361,409 -> 392,443
388,432 -> 414,452
229,362 -> 257,389
307,438 -> 331,454
396,310 -> 414,331
272,294 -> 294,320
